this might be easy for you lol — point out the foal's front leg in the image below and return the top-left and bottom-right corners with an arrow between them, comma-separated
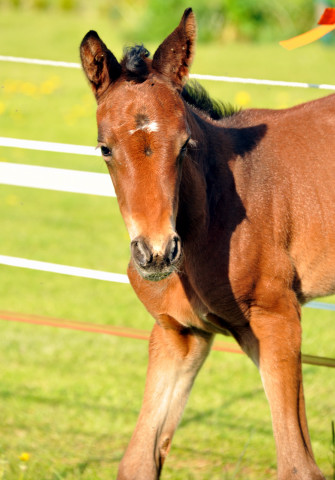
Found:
244,291 -> 325,480
117,320 -> 213,480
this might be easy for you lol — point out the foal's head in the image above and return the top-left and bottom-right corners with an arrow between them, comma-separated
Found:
80,9 -> 196,281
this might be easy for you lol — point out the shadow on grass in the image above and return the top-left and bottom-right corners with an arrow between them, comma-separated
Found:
53,452 -> 122,479
180,386 -> 271,432
0,386 -> 138,417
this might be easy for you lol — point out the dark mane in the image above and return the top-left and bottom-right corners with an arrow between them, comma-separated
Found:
182,81 -> 239,120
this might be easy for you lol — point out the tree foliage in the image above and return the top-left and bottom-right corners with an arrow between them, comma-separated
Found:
1,0 -> 335,43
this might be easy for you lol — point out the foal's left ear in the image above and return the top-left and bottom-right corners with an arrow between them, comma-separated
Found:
152,8 -> 196,90
80,30 -> 121,101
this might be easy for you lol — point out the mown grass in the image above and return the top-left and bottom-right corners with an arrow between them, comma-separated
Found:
0,6 -> 334,480
0,319 -> 333,480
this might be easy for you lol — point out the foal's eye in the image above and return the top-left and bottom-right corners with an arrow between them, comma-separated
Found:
179,137 -> 190,159
100,145 -> 112,158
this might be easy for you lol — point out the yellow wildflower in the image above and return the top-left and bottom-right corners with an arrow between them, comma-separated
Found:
39,75 -> 61,95
5,194 -> 20,206
3,79 -> 20,94
19,452 -> 30,462
235,90 -> 251,107
19,82 -> 37,97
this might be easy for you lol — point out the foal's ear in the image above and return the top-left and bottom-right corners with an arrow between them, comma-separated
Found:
80,31 -> 121,101
152,8 -> 196,89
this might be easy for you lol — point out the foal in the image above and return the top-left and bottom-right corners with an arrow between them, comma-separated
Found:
80,8 -> 334,480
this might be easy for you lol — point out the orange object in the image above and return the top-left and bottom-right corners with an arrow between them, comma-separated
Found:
280,7 -> 335,50
318,7 -> 335,24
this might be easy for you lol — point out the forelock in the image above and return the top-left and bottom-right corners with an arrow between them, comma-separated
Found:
121,45 -> 151,82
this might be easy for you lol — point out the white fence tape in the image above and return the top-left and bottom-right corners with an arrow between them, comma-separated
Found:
0,55 -> 81,69
0,161 -> 115,197
0,136 -> 99,156
190,73 -> 335,91
0,137 -> 114,195
1,55 -> 335,90
0,255 -> 129,283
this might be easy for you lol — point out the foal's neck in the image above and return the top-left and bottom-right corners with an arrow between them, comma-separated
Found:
177,107 -> 235,241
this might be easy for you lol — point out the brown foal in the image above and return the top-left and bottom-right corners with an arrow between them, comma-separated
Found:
80,8 -> 334,480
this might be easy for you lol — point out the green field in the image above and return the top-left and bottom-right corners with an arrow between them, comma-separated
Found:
0,7 -> 334,480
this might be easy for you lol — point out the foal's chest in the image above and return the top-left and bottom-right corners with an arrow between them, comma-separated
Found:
127,261 -> 229,333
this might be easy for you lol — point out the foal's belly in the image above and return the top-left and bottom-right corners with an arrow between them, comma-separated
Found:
290,222 -> 335,303
294,253 -> 335,303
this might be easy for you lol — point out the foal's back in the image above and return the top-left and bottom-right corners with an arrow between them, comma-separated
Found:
223,93 -> 335,303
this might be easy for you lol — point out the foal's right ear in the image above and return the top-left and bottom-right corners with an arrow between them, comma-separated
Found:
80,31 -> 121,101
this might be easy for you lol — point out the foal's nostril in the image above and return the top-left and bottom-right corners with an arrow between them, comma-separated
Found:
131,237 -> 153,268
131,235 -> 181,276
165,235 -> 182,265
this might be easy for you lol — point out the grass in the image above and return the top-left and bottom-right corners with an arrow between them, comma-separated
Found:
0,319 -> 333,480
0,6 -> 334,480
332,421 -> 335,480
